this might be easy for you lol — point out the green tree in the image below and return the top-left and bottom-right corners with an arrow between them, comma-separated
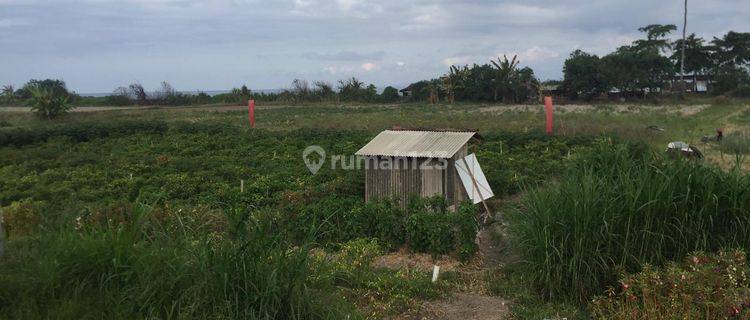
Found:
128,82 -> 149,105
313,81 -> 335,101
603,45 -> 673,97
671,34 -> 712,91
490,55 -> 520,102
711,31 -> 750,67
709,31 -> 750,94
381,86 -> 400,102
338,77 -> 366,101
1,85 -> 15,104
18,79 -> 68,100
562,50 -> 609,101
634,24 -> 677,53
515,67 -> 540,102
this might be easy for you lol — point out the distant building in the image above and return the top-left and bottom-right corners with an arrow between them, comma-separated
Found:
670,74 -> 710,93
355,129 -> 481,210
540,83 -> 565,98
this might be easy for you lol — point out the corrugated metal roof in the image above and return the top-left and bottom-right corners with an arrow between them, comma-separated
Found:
355,130 -> 476,158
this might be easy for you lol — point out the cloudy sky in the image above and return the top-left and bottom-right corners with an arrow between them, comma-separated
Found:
1,0 -> 749,93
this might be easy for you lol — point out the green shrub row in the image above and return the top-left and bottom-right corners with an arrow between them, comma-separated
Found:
280,196 -> 478,260
0,120 -> 168,147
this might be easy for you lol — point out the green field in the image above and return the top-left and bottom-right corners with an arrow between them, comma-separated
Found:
1,100 -> 750,319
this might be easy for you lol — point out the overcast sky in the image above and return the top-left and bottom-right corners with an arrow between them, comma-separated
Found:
1,0 -> 749,93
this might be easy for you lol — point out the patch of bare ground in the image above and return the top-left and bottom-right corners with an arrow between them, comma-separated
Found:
694,105 -> 750,172
389,197 -> 521,320
416,293 -> 510,320
375,248 -> 461,272
474,103 -> 710,116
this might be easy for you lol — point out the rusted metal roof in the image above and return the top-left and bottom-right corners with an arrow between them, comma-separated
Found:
355,130 -> 477,158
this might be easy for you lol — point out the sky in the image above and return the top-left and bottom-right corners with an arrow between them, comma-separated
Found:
1,0 -> 749,93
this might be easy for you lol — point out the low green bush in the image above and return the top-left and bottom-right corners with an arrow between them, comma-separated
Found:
405,197 -> 478,260
510,140 -> 750,303
590,250 -> 750,319
733,84 -> 750,98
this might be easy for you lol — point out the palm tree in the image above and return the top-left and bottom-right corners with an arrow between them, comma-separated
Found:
491,55 -> 519,102
441,65 -> 469,104
27,85 -> 71,119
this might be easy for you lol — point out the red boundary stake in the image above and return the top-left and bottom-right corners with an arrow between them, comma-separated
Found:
544,96 -> 553,135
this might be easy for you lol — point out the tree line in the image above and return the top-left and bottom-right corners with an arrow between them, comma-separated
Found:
0,78 -> 402,118
562,25 -> 750,100
2,23 -> 749,118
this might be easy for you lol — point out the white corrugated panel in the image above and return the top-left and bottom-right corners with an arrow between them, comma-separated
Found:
455,153 -> 494,204
355,130 -> 476,158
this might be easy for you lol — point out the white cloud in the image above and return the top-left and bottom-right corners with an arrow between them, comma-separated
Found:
361,62 -> 378,71
336,0 -> 383,18
396,61 -> 405,67
498,46 -> 559,63
442,55 -> 474,67
399,5 -> 449,31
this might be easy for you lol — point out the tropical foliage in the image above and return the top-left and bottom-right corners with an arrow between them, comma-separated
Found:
26,84 -> 71,119
405,55 -> 540,104
562,25 -> 750,99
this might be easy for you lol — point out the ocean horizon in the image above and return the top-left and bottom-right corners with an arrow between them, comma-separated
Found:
77,89 -> 286,97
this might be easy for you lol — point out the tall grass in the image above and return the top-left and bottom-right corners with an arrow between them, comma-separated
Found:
510,141 -> 750,303
0,203 -> 355,319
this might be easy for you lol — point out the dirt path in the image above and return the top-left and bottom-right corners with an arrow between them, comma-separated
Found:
419,293 -> 509,320
400,200 -> 517,320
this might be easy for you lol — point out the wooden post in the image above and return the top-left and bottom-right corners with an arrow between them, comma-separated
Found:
461,157 -> 491,224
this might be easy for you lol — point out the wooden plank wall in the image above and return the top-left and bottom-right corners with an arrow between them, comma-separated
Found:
450,145 -> 469,205
420,158 -> 444,198
364,144 -> 469,210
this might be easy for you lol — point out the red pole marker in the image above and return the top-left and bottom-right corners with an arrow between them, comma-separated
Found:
248,99 -> 255,128
544,96 -> 553,135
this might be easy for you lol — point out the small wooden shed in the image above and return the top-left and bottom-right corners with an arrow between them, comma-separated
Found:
355,129 -> 480,210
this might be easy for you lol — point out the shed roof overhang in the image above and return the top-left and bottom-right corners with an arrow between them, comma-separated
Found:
355,130 -> 478,158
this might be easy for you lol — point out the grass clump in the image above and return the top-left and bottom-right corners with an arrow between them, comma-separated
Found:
0,203 -> 357,319
719,130 -> 750,155
510,140 -> 750,304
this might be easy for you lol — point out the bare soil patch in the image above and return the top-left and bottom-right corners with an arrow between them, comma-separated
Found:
374,248 -> 460,272
475,103 -> 710,116
417,293 -> 510,320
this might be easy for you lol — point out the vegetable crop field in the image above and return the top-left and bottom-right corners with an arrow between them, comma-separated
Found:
1,99 -> 750,319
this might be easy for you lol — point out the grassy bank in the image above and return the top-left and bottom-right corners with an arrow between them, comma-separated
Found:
510,141 -> 750,303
